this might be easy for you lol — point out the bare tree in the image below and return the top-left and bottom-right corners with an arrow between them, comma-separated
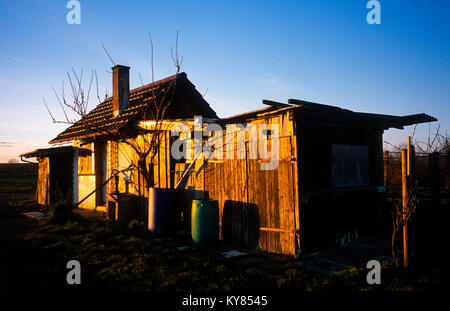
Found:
44,68 -> 104,125
44,33 -> 184,201
110,32 -> 183,194
412,124 -> 449,154
391,187 -> 419,266
383,124 -> 448,154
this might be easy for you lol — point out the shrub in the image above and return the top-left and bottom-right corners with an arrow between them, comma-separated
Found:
127,219 -> 141,234
47,187 -> 73,224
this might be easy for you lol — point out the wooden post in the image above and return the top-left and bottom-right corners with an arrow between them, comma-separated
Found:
407,136 -> 415,183
402,149 -> 409,268
384,150 -> 390,186
407,137 -> 411,176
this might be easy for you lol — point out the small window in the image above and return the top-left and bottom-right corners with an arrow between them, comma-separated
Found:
332,144 -> 369,188
79,153 -> 93,174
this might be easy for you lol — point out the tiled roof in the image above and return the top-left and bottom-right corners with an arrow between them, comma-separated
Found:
49,72 -> 217,143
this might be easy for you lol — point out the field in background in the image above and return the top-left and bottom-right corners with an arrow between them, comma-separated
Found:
0,163 -> 37,194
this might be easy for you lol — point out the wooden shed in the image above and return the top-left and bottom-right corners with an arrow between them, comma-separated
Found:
22,63 -> 436,256
183,99 -> 436,255
19,146 -> 89,206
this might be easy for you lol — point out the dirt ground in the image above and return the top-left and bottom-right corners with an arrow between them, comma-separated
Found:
0,194 -> 67,289
0,192 -> 391,281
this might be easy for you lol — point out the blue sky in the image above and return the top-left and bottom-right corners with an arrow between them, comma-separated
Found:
0,0 -> 449,162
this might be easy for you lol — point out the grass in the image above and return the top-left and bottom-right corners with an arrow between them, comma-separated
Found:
17,214 -> 445,291
24,217 -> 264,291
0,162 -> 445,292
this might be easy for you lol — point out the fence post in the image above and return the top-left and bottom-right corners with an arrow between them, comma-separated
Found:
402,149 -> 409,268
384,150 -> 390,187
407,136 -> 416,184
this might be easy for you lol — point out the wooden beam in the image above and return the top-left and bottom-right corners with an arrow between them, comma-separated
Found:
262,99 -> 291,107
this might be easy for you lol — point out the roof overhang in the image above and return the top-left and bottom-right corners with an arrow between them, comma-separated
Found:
19,146 -> 91,158
294,109 -> 437,130
288,98 -> 437,129
220,98 -> 437,130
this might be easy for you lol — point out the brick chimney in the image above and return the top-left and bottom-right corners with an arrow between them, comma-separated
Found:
112,65 -> 130,117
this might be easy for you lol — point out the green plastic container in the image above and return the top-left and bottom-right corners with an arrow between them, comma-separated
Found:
191,199 -> 219,246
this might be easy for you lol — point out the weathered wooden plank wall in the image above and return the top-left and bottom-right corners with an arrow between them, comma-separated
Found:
36,157 -> 49,206
247,136 -> 296,254
188,113 -> 298,255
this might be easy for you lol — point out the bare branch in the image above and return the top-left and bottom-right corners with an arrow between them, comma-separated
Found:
170,31 -> 182,73
102,42 -> 116,66
95,70 -> 102,104
51,86 -> 72,124
148,33 -> 155,83
43,97 -> 56,123
411,124 -> 417,139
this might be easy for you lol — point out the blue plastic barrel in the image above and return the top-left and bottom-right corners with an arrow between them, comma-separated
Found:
148,188 -> 178,233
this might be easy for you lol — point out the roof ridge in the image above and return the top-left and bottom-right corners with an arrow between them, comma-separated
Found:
48,71 -> 220,144
101,72 -> 186,103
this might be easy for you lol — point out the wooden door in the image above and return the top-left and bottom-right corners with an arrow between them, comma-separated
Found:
247,136 -> 296,255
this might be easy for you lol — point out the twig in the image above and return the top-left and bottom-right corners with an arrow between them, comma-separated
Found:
102,42 -> 116,66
